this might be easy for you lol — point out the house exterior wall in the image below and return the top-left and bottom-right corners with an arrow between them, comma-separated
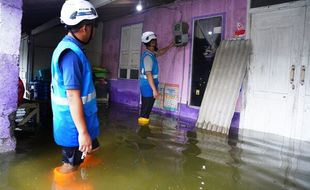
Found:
0,0 -> 23,152
101,0 -> 247,120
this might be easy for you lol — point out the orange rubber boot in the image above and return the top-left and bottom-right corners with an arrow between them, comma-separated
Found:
80,154 -> 103,169
53,166 -> 93,190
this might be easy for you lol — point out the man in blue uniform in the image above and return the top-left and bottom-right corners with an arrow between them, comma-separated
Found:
138,31 -> 174,125
51,0 -> 100,174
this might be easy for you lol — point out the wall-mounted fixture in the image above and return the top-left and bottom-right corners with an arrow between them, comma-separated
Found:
174,22 -> 189,46
136,0 -> 143,11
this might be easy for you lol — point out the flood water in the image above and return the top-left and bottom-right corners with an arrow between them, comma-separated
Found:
0,104 -> 310,190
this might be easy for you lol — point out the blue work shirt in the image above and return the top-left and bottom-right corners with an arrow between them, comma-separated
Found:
59,35 -> 83,90
51,35 -> 99,147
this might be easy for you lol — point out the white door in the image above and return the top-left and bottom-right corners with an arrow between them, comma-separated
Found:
19,35 -> 29,95
296,7 -> 310,141
241,6 -> 306,139
119,23 -> 143,79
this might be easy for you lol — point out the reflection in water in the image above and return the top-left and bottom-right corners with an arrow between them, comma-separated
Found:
0,152 -> 15,190
1,104 -> 310,190
137,125 -> 151,139
227,127 -> 241,182
182,131 -> 207,190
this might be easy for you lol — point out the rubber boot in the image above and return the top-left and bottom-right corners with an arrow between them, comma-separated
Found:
138,117 -> 150,126
80,154 -> 103,169
52,166 -> 93,190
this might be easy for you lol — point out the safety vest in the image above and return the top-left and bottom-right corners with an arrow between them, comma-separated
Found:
139,51 -> 159,97
51,37 -> 99,147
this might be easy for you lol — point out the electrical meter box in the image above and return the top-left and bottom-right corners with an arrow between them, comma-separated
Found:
173,22 -> 189,46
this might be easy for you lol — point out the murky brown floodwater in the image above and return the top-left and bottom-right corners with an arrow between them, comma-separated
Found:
0,104 -> 309,190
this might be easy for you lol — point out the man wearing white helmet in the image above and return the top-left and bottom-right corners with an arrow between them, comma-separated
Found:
51,0 -> 100,174
138,31 -> 174,125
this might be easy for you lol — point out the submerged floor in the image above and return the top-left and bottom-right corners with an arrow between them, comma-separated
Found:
0,104 -> 310,190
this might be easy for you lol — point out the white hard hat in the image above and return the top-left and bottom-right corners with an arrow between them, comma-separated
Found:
141,31 -> 157,43
60,0 -> 98,26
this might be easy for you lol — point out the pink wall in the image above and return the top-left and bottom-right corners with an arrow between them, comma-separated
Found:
101,0 -> 247,105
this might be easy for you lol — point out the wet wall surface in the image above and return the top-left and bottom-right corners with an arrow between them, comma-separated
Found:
0,0 -> 23,152
101,0 -> 248,109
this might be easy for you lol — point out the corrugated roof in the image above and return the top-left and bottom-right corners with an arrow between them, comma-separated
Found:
196,40 -> 251,134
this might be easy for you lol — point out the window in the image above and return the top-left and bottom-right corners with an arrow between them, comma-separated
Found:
119,23 -> 143,79
119,69 -> 127,79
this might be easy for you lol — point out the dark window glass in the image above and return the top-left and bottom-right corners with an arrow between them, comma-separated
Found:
251,0 -> 298,8
130,69 -> 139,79
119,69 -> 127,79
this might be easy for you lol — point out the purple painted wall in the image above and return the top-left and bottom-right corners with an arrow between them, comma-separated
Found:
109,79 -> 140,107
101,0 -> 247,120
0,0 -> 23,152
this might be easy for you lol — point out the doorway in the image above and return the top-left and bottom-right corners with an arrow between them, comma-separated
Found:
241,4 -> 310,141
190,15 -> 223,106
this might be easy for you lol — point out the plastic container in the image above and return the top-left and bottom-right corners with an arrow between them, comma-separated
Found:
93,67 -> 109,78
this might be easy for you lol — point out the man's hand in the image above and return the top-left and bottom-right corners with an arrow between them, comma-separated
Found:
156,40 -> 175,56
78,131 -> 92,153
67,89 -> 92,153
168,41 -> 175,48
153,90 -> 160,99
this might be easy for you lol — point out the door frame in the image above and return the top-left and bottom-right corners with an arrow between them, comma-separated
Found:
188,13 -> 226,108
